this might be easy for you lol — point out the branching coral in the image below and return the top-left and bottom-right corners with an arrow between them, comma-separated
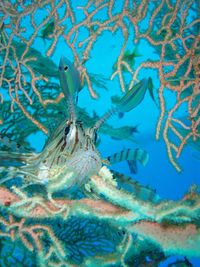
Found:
0,0 -> 199,169
0,1 -> 200,266
0,174 -> 200,266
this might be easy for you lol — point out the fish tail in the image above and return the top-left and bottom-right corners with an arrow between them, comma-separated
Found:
130,148 -> 149,166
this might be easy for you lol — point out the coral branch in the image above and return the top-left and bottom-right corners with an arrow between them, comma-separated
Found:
0,183 -> 200,260
129,221 -> 200,257
0,0 -> 199,169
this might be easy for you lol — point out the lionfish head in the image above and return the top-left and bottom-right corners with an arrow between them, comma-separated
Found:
63,119 -> 98,153
57,119 -> 101,186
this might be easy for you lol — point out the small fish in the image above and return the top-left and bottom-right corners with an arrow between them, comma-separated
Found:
9,40 -> 59,78
111,95 -> 121,104
115,79 -> 148,112
58,56 -> 82,120
107,148 -> 149,174
113,47 -> 141,71
122,47 -> 141,66
40,20 -> 55,41
108,125 -> 139,141
0,133 -> 32,168
112,78 -> 156,108
93,111 -> 99,120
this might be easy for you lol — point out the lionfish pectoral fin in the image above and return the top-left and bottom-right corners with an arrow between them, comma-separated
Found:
0,150 -> 34,166
0,164 -> 42,189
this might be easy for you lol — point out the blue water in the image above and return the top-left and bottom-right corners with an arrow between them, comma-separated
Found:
0,1 -> 199,266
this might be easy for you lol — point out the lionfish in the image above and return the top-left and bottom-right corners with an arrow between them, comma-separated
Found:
0,57 -> 154,201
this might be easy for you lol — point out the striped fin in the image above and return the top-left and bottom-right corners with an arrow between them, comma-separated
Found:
0,133 -> 33,166
113,171 -> 161,204
0,151 -> 34,166
127,160 -> 137,174
107,148 -> 149,167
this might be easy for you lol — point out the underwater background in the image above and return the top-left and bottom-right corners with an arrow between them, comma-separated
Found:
0,0 -> 199,266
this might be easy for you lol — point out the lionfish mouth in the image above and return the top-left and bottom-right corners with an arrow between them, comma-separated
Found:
67,149 -> 102,185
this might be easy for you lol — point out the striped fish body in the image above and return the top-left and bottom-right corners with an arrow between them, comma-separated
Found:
107,148 -> 149,172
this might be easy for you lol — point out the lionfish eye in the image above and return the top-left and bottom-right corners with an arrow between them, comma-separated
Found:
65,125 -> 70,136
64,65 -> 68,71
